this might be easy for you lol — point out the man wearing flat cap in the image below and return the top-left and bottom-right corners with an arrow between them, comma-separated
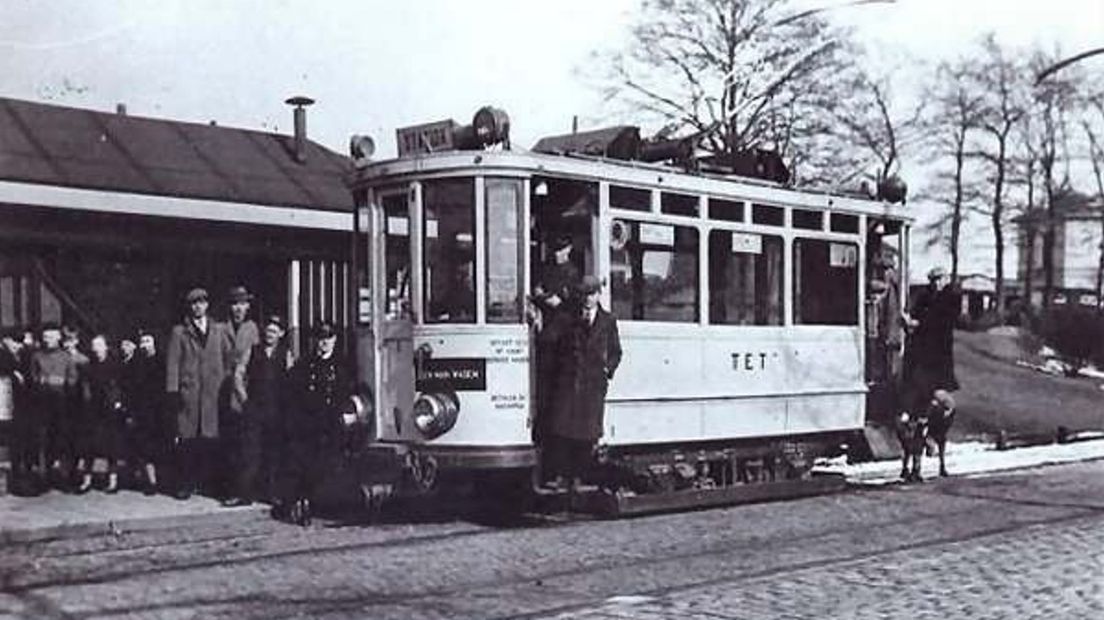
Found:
545,274 -> 622,490
166,287 -> 234,499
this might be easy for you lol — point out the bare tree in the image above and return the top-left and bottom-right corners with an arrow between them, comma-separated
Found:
926,59 -> 985,281
590,0 -> 862,181
964,34 -> 1029,322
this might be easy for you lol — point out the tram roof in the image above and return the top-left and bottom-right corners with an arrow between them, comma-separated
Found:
0,96 -> 353,211
353,149 -> 912,222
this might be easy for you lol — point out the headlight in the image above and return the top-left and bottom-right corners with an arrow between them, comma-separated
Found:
412,391 -> 459,439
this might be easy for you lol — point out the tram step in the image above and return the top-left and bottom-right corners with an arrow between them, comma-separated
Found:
570,474 -> 848,517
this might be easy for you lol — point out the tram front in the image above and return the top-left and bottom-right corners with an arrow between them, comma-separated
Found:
349,122 -> 538,492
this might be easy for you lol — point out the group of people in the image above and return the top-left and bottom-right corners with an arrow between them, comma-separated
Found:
531,235 -> 623,491
1,285 -> 357,526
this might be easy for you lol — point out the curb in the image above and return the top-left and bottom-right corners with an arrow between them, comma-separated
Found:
0,502 -> 271,545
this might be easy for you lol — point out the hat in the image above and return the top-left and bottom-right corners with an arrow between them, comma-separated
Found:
313,322 -> 337,339
577,275 -> 602,295
264,314 -> 285,330
551,235 -> 573,251
228,286 -> 254,303
185,287 -> 209,303
927,266 -> 947,281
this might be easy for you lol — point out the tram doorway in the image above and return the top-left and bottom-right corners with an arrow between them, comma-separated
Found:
529,177 -> 598,294
865,220 -> 907,424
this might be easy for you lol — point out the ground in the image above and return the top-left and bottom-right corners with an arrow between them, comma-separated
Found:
2,459 -> 1102,619
951,329 -> 1104,441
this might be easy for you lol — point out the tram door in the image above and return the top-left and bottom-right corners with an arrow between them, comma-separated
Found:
864,219 -> 907,424
371,189 -> 417,442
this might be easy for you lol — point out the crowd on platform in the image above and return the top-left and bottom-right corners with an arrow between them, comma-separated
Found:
0,285 -> 354,526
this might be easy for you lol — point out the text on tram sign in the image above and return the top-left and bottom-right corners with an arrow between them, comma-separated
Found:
732,352 -> 770,371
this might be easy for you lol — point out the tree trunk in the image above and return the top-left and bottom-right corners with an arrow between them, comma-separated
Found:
950,127 -> 966,281
992,137 -> 1007,323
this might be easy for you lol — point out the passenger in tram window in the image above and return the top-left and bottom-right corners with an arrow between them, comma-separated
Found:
122,328 -> 165,494
3,328 -> 40,495
166,287 -> 235,500
281,322 -> 352,525
75,334 -> 125,494
32,324 -> 80,490
220,285 -> 260,497
532,235 -> 581,471
545,275 -> 622,490
223,314 -> 293,507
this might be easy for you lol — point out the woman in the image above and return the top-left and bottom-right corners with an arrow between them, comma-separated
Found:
76,334 -> 125,493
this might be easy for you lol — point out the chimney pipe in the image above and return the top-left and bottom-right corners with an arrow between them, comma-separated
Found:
116,103 -> 127,116
284,96 -> 315,163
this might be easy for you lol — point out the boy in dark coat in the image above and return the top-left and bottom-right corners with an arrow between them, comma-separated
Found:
545,275 -> 622,489
282,322 -> 353,525
223,315 -> 294,507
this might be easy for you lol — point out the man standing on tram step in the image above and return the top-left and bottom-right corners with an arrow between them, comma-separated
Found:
166,287 -> 234,499
531,235 -> 580,468
546,275 -> 622,490
220,285 -> 260,497
124,328 -> 165,494
32,324 -> 80,490
902,265 -> 962,413
282,322 -> 353,526
224,314 -> 293,507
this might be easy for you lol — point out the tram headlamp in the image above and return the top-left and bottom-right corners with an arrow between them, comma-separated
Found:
412,391 -> 460,439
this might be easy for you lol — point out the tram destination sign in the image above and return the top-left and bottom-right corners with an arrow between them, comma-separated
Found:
416,357 -> 487,392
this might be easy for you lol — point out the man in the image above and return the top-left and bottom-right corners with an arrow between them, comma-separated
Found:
220,285 -> 260,497
283,322 -> 353,525
546,275 -> 622,490
166,288 -> 234,499
2,329 -> 37,495
32,324 -> 80,490
124,329 -> 164,494
531,235 -> 580,472
223,315 -> 294,507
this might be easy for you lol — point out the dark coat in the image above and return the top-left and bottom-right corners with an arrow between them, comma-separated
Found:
286,353 -> 352,447
904,284 -> 961,396
166,318 -> 233,439
245,342 -> 293,423
80,356 -> 125,457
549,305 -> 622,442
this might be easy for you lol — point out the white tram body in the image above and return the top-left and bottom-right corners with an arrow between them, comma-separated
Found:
348,119 -> 911,499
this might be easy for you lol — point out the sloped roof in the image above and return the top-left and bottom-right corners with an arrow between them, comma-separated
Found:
1011,190 -> 1104,224
0,97 -> 352,211
532,125 -> 641,159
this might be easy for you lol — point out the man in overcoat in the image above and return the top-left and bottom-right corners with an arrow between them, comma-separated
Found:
166,287 -> 234,499
532,235 -> 580,469
546,275 -> 622,489
220,285 -> 260,496
902,265 -> 961,413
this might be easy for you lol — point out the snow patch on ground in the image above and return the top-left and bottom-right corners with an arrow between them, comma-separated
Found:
815,438 -> 1104,486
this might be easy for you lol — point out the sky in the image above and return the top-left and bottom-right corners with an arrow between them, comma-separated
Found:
2,0 -> 1102,279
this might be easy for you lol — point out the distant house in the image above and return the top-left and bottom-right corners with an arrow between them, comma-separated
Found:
1014,191 -> 1104,308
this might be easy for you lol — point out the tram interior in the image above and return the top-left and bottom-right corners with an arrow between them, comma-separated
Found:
530,177 -> 597,291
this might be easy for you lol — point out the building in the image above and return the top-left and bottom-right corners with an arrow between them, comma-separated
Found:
1014,191 -> 1104,308
0,96 -> 354,352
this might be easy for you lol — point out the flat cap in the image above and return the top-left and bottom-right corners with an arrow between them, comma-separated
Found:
185,287 -> 209,303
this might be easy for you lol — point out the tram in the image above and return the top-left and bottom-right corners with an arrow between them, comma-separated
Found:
345,108 -> 911,513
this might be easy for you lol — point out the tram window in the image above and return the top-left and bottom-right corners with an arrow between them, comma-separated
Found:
610,219 -> 699,322
707,231 -> 783,326
661,192 -> 699,217
424,178 -> 476,324
485,178 -> 524,323
382,192 -> 412,319
708,198 -> 744,222
610,185 -> 651,212
793,239 -> 859,326
792,209 -> 823,230
830,213 -> 860,233
751,204 -> 784,226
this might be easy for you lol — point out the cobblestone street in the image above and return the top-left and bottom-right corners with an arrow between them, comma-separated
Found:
2,460 -> 1103,619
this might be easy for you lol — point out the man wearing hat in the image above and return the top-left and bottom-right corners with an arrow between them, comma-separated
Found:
531,235 -> 580,464
219,286 -> 260,498
282,322 -> 352,524
166,287 -> 234,499
545,275 -> 622,490
224,314 -> 294,507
